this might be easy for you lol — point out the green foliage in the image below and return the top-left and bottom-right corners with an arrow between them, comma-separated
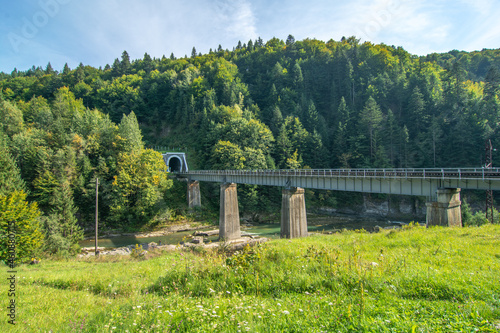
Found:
110,149 -> 173,226
40,213 -> 81,255
210,140 -> 246,170
130,244 -> 146,259
3,37 -> 500,220
0,191 -> 43,264
0,99 -> 24,136
462,200 -> 491,226
117,111 -> 143,152
0,131 -> 25,196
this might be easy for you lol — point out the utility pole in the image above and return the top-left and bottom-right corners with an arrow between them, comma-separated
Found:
485,140 -> 494,223
95,177 -> 99,256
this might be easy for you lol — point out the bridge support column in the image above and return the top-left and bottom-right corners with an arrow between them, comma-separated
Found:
220,183 -> 241,240
187,180 -> 201,210
281,187 -> 308,238
426,188 -> 462,227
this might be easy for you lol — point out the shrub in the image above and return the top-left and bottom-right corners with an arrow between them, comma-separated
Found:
0,190 -> 43,264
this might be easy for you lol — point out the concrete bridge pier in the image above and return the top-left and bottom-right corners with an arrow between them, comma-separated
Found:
426,188 -> 462,227
187,180 -> 201,210
281,187 -> 308,238
219,183 -> 241,240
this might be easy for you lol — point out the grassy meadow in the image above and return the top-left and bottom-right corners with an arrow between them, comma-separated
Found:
1,224 -> 500,332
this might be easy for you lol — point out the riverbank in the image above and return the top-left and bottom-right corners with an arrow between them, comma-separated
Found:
4,224 -> 499,332
79,213 -> 410,250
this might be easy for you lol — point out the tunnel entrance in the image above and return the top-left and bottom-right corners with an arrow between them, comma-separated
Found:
168,157 -> 182,172
162,152 -> 188,172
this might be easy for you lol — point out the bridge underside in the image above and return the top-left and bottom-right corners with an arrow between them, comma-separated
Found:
173,168 -> 500,238
180,184 -> 466,241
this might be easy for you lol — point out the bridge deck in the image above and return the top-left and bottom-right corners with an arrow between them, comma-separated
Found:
176,168 -> 500,199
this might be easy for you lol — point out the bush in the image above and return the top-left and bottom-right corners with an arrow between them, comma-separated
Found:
468,211 -> 489,226
462,199 -> 490,226
0,190 -> 43,264
40,214 -> 70,254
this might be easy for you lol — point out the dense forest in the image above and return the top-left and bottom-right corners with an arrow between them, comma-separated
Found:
1,35 -> 500,259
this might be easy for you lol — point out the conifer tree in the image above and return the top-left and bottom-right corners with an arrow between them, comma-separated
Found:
0,131 -> 25,196
118,111 -> 144,153
359,96 -> 383,161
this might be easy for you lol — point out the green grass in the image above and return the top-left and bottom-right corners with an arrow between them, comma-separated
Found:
2,224 -> 500,332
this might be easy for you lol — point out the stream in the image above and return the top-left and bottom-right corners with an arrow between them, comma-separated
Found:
79,214 -> 420,249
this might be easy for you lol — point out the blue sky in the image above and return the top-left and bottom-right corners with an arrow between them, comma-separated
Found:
1,0 -> 499,73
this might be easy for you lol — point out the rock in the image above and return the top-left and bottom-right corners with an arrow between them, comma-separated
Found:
194,230 -> 219,237
158,245 -> 177,251
192,236 -> 204,244
242,234 -> 256,239
81,247 -> 106,253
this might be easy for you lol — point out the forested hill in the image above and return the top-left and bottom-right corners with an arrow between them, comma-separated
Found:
2,36 -> 500,172
2,36 -> 500,257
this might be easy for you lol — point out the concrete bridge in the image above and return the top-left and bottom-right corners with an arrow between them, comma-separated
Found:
174,168 -> 500,240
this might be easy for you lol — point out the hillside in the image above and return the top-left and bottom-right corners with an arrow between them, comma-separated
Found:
1,36 -> 500,256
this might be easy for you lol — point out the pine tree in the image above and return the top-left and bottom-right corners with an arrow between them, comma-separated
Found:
270,105 -> 283,135
62,63 -> 70,74
359,96 -> 383,161
45,62 -> 55,74
385,109 -> 398,166
408,86 -> 426,134
121,50 -> 131,74
275,123 -> 292,168
292,62 -> 304,88
304,101 -> 319,132
118,111 -> 144,153
0,131 -> 25,196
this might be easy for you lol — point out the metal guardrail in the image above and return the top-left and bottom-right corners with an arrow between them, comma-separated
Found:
177,168 -> 500,181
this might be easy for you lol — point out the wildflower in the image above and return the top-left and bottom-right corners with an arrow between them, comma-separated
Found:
283,310 -> 290,315
227,291 -> 231,294
299,309 -> 303,312
277,303 -> 281,306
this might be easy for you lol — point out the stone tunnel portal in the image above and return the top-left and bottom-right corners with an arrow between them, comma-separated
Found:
163,153 -> 188,172
168,157 -> 182,172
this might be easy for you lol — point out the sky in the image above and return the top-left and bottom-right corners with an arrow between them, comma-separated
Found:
1,0 -> 499,73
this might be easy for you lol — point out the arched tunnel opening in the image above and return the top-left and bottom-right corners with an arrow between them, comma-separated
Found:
168,157 -> 182,172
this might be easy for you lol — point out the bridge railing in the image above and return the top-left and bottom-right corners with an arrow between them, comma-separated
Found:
177,168 -> 500,181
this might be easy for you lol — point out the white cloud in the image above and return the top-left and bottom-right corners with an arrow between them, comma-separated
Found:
214,0 -> 258,41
